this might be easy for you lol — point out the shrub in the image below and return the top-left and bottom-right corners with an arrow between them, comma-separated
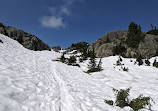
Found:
105,88 -> 154,111
116,57 -> 124,66
153,59 -> 158,68
146,25 -> 158,35
130,95 -> 153,111
145,59 -> 150,66
113,88 -> 130,108
79,58 -> 83,62
60,53 -> 66,63
136,55 -> 143,66
68,56 -> 76,64
122,67 -> 129,72
104,100 -> 114,106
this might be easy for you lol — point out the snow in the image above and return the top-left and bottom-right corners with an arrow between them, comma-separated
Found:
0,34 -> 158,111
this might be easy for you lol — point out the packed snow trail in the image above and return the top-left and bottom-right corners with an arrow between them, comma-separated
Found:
0,34 -> 158,111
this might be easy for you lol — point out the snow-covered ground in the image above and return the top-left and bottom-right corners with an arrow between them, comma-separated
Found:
0,34 -> 158,111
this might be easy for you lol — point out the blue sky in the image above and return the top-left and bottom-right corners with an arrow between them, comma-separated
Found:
0,0 -> 158,48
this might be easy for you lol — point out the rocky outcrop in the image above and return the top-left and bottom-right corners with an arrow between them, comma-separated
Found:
89,30 -> 158,58
0,22 -> 51,51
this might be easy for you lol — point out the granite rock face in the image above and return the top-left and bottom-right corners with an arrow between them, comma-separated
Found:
89,30 -> 158,58
0,22 -> 51,51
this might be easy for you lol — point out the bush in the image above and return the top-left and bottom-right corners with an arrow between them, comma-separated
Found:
146,25 -> 158,35
153,59 -> 158,68
104,100 -> 114,106
105,88 -> 154,111
122,67 -> 129,72
145,59 -> 150,66
60,53 -> 66,63
113,88 -> 130,108
116,56 -> 124,66
130,95 -> 153,111
136,55 -> 143,66
68,56 -> 76,64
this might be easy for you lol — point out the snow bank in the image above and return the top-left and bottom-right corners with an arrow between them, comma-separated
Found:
0,34 -> 158,111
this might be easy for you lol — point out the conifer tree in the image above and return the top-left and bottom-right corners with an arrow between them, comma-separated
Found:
97,58 -> 102,71
136,55 -> 143,66
105,36 -> 110,43
145,59 -> 150,66
60,53 -> 66,63
88,47 -> 96,70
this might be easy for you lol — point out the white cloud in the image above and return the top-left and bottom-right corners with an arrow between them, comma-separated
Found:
41,16 -> 65,29
60,6 -> 71,15
40,0 -> 83,29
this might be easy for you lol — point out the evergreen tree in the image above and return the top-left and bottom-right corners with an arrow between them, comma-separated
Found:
60,53 -> 66,63
136,55 -> 143,66
97,58 -> 102,71
147,25 -> 158,35
145,59 -> 150,66
126,22 -> 145,48
68,56 -> 76,64
153,59 -> 158,68
151,24 -> 154,30
87,47 -> 102,73
88,47 -> 97,70
105,36 -> 110,43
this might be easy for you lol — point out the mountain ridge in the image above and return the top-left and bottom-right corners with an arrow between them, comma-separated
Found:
0,22 -> 51,51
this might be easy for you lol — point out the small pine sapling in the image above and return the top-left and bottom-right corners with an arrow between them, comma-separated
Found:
145,59 -> 150,66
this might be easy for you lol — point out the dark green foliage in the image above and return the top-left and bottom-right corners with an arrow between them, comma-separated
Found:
97,58 -> 102,71
0,39 -> 3,43
112,44 -> 126,56
70,42 -> 90,62
153,59 -> 158,68
81,49 -> 91,61
105,88 -> 154,111
130,95 -> 153,111
136,55 -> 143,66
68,56 -> 77,64
126,22 -> 145,48
113,88 -> 130,108
60,53 -> 66,63
116,57 -> 123,66
122,67 -> 129,72
0,22 -> 5,28
145,59 -> 150,66
51,46 -> 61,52
70,42 -> 89,51
147,25 -> 158,35
88,47 -> 96,69
105,36 -> 110,43
104,100 -> 114,106
79,58 -> 83,62
87,47 -> 102,73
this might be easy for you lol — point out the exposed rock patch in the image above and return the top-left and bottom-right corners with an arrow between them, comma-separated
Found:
89,30 -> 158,58
0,22 -> 51,51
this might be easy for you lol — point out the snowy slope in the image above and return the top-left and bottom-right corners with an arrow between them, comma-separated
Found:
0,34 -> 158,111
